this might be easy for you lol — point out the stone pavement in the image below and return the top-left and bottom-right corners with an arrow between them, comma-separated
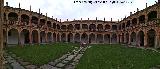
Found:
4,46 -> 90,69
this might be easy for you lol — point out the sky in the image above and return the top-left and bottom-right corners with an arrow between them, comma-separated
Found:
4,0 -> 156,21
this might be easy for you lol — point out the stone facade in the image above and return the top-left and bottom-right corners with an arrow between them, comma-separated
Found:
1,1 -> 160,48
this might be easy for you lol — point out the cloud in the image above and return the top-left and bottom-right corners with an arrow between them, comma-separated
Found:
4,0 -> 156,21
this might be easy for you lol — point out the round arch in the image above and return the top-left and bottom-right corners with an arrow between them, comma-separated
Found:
8,29 -> 19,44
147,29 -> 156,47
74,33 -> 80,43
20,29 -> 30,44
130,32 -> 136,45
111,33 -> 117,44
89,33 -> 95,43
138,31 -> 144,46
32,30 -> 38,43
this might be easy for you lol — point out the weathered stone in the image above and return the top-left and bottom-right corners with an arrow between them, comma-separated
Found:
73,54 -> 83,62
25,65 -> 37,69
11,62 -> 25,69
61,60 -> 69,64
65,64 -> 74,69
48,61 -> 56,66
19,61 -> 30,66
56,63 -> 65,68
64,55 -> 75,61
40,64 -> 57,69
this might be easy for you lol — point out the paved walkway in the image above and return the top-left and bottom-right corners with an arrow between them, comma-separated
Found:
4,46 -> 90,69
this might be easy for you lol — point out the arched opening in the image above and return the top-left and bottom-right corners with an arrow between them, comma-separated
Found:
105,24 -> 111,31
139,15 -> 145,24
21,14 -> 29,25
8,29 -> 18,44
89,33 -> 95,43
8,12 -> 18,25
61,33 -> 66,42
20,29 -> 30,44
147,29 -> 156,47
126,33 -> 129,44
53,33 -> 56,42
148,11 -> 157,21
40,19 -> 46,27
130,32 -> 136,45
47,21 -> 52,28
132,18 -> 137,26
75,24 -> 80,30
40,31 -> 46,43
57,33 -> 60,42
112,25 -> 117,30
104,34 -> 110,43
97,24 -> 103,31
68,33 -> 73,42
97,34 -> 103,43
122,23 -> 125,30
81,33 -> 88,43
47,32 -> 52,43
31,16 -> 38,26
32,30 -> 38,43
111,33 -> 117,44
118,24 -> 121,30
61,25 -> 67,30
57,24 -> 60,29
67,24 -> 74,30
89,24 -> 96,31
82,24 -> 88,30
52,23 -> 56,29
126,21 -> 130,27
138,31 -> 144,46
74,33 -> 80,43
8,12 -> 18,21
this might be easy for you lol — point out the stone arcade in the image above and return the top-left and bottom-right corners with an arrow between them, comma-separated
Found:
0,1 -> 160,49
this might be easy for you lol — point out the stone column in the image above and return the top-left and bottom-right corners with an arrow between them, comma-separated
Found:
124,33 -> 126,44
128,33 -> 131,45
29,31 -> 32,44
109,34 -> 111,44
144,30 -> 148,48
95,34 -> 97,43
38,31 -> 41,44
6,13 -> 8,45
80,33 -> 82,42
18,31 -> 21,45
102,34 -> 104,44
155,34 -> 158,48
136,32 -> 140,47
59,33 -> 61,42
66,33 -> 68,42
51,33 -> 53,43
119,35 -> 122,43
73,33 -> 75,43
29,16 -> 32,44
45,32 -> 48,43
18,14 -> 21,25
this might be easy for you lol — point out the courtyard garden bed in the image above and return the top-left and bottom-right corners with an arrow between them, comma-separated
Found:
6,42 -> 79,66
76,44 -> 160,69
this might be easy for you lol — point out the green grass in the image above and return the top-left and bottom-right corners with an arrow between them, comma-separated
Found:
6,43 -> 79,66
76,44 -> 160,69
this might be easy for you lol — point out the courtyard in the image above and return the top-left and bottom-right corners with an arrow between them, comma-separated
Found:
4,43 -> 160,69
